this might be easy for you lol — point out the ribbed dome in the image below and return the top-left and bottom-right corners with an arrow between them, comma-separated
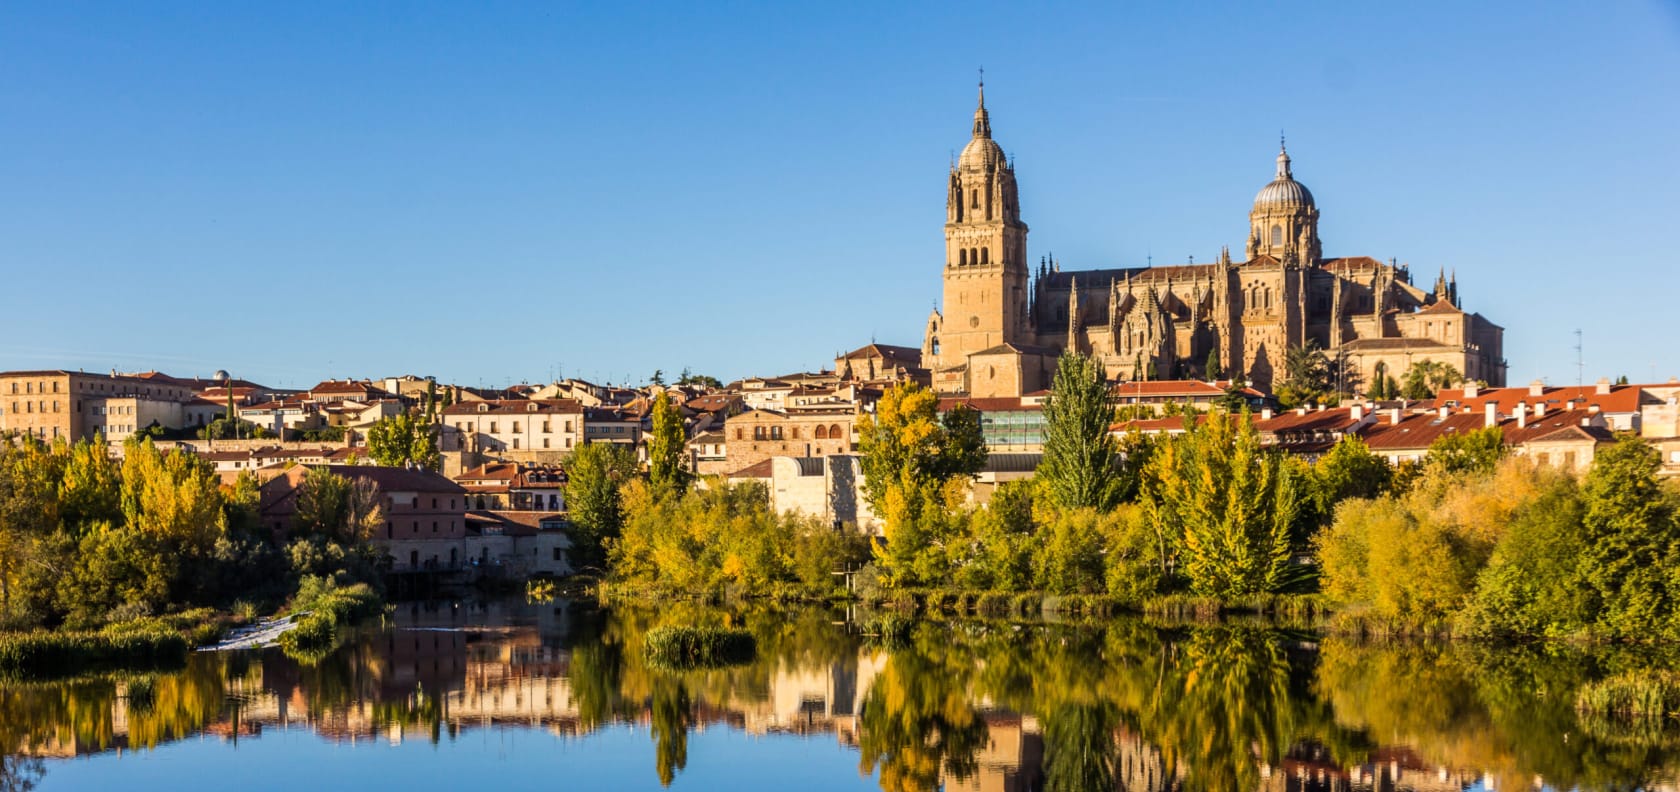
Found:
959,135 -> 1006,170
1253,144 -> 1314,210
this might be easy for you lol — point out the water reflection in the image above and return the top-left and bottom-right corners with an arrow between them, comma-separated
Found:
2,600 -> 1677,791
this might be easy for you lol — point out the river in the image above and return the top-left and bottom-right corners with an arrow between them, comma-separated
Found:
1,597 -> 1676,791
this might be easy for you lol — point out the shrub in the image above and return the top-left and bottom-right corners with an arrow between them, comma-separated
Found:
975,592 -> 1013,616
643,626 -> 756,669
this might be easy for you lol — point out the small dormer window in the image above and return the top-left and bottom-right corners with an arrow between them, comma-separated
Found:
478,403 -> 489,412
528,403 -> 538,412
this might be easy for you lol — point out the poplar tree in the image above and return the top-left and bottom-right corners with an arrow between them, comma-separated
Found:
647,392 -> 690,495
1038,352 -> 1122,511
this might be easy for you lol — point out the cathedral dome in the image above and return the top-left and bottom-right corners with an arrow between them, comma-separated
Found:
1253,144 -> 1314,210
959,135 -> 1006,170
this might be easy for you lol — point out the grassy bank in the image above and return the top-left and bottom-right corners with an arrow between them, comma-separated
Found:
0,629 -> 189,680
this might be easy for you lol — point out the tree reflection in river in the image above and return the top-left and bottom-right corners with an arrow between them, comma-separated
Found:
1,599 -> 1676,791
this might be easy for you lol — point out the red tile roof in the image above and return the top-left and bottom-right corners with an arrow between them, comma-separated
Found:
441,398 -> 583,416
1436,384 -> 1645,415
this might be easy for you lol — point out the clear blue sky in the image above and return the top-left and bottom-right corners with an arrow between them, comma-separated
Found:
3,2 -> 1677,389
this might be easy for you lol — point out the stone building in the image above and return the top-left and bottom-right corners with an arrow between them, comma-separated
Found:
723,406 -> 856,474
441,399 -> 584,455
921,83 -> 1506,397
0,369 -> 196,443
259,464 -> 469,572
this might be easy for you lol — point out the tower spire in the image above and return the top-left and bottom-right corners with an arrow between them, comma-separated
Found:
1276,132 -> 1293,179
972,68 -> 991,139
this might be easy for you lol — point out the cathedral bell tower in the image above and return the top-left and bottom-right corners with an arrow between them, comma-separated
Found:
931,78 -> 1030,372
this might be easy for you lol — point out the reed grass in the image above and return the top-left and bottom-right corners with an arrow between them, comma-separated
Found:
0,630 -> 188,680
1576,671 -> 1680,723
643,626 -> 757,669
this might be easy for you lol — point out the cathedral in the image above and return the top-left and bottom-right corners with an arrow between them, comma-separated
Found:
921,83 -> 1506,399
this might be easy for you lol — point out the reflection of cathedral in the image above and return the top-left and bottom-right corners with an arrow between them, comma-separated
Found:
922,81 -> 1506,397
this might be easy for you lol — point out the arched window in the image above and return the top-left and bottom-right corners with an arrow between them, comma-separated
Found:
930,338 -> 940,355
981,247 -> 989,265
815,425 -> 829,440
830,424 -> 843,440
972,190 -> 980,209
1271,225 -> 1283,246
959,249 -> 967,266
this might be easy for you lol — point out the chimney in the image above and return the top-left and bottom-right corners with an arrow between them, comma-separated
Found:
1261,407 -> 1273,421
1515,402 -> 1528,429
1438,406 -> 1449,420
1565,399 -> 1576,411
1528,379 -> 1544,398
1317,403 -> 1326,412
1296,407 -> 1308,416
1534,402 -> 1547,418
1589,404 -> 1601,415
1464,382 -> 1478,399
1390,408 -> 1402,426
1595,377 -> 1611,395
1351,404 -> 1365,421
1484,401 -> 1497,428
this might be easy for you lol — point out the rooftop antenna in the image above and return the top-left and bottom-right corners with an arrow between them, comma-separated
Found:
1574,329 -> 1584,386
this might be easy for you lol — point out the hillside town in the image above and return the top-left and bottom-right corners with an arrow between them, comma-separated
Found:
4,353 -> 1678,585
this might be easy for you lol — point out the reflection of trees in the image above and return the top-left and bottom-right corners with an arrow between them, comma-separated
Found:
1043,701 -> 1117,792
650,678 -> 691,787
1318,637 -> 1680,790
857,625 -> 988,792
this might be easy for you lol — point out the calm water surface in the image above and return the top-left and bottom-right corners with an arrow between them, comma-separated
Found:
2,598 -> 1676,791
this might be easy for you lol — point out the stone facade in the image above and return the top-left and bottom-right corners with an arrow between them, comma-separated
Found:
0,370 -> 196,443
441,399 -> 583,455
724,407 -> 856,474
922,86 -> 1506,396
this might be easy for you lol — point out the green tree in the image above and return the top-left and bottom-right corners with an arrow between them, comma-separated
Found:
1424,426 -> 1504,479
1311,435 -> 1391,521
1577,436 -> 1680,639
1365,362 -> 1390,400
1141,411 -> 1300,597
856,382 -> 985,584
676,368 -> 723,389
1213,381 -> 1250,412
935,404 -> 987,480
646,392 -> 690,495
1205,349 -> 1223,380
1275,342 -> 1332,408
1038,353 -> 1122,510
58,439 -> 120,531
566,442 -> 637,572
119,438 -> 224,552
649,369 -> 666,387
1399,360 -> 1462,400
0,440 -> 64,619
365,411 -> 440,470
294,469 -> 384,544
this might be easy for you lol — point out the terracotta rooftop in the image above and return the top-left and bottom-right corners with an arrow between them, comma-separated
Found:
441,399 -> 584,416
1436,384 -> 1647,415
